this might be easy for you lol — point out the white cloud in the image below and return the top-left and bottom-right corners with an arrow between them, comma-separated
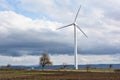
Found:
0,10 -> 120,55
51,54 -> 120,65
0,0 -> 120,56
0,11 -> 67,43
0,55 -> 39,65
0,0 -> 120,66
16,0 -> 79,23
0,54 -> 119,65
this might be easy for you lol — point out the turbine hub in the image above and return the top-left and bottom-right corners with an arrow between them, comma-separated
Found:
73,23 -> 76,26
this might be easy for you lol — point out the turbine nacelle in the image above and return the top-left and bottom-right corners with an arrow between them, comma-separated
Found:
73,23 -> 76,26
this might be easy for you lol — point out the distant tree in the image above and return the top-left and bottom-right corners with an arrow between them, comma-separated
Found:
109,64 -> 112,69
63,63 -> 67,69
1,65 -> 4,69
86,64 -> 90,72
40,53 -> 52,70
7,64 -> 11,69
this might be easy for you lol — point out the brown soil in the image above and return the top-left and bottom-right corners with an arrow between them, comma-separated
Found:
0,70 -> 120,80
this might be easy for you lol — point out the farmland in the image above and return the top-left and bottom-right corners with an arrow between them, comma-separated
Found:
0,69 -> 120,80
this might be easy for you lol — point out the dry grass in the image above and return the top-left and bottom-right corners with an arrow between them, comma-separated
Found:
0,69 -> 120,80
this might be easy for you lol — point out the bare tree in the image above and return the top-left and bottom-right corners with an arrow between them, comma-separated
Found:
7,64 -> 11,69
40,53 -> 52,70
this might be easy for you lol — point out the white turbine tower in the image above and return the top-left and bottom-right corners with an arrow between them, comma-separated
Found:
57,5 -> 88,69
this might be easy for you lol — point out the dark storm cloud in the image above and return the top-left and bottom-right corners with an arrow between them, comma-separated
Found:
0,37 -> 120,57
0,41 -> 74,56
78,45 -> 120,55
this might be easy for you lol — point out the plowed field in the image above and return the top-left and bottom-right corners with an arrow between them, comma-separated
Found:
0,70 -> 119,80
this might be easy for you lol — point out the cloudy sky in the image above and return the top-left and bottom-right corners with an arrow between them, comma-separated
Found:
0,0 -> 120,65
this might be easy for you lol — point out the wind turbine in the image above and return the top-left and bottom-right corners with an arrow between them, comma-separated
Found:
57,5 -> 88,69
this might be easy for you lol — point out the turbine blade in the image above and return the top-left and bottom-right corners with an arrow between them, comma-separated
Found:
76,25 -> 88,38
74,5 -> 81,23
57,23 -> 73,30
